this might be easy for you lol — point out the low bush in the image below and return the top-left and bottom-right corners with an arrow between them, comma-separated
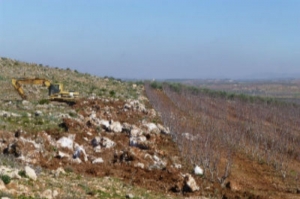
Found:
38,99 -> 50,105
0,175 -> 11,185
150,81 -> 163,90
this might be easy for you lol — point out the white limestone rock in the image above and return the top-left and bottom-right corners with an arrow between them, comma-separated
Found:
194,165 -> 204,176
183,174 -> 199,192
109,121 -> 122,133
57,151 -> 70,159
92,158 -> 104,164
25,166 -> 37,181
73,145 -> 88,162
57,137 -> 74,150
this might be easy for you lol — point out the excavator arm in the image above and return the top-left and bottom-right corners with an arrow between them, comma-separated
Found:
12,78 -> 52,100
12,77 -> 79,102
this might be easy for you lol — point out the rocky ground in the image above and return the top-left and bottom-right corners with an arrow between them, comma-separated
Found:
0,94 -> 210,198
0,57 -> 204,198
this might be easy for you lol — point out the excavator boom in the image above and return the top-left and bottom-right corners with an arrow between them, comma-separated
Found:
12,78 -> 79,102
12,78 -> 51,99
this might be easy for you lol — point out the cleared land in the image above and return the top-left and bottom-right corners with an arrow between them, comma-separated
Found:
145,82 -> 300,199
0,57 -> 299,198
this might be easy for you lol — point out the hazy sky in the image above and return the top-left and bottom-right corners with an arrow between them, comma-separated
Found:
1,1 -> 299,79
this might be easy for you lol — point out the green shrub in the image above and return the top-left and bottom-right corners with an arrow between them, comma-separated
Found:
68,112 -> 76,117
1,175 -> 11,185
169,83 -> 183,93
150,81 -> 163,90
109,90 -> 116,97
0,75 -> 5,81
18,170 -> 27,178
38,99 -> 50,105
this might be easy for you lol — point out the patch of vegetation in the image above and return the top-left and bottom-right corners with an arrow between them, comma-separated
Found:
0,75 -> 5,81
68,111 -> 77,117
64,166 -> 74,173
38,99 -> 50,105
162,81 -> 290,106
0,174 -> 11,185
109,90 -> 116,97
18,195 -> 36,199
150,81 -> 163,90
18,170 -> 27,178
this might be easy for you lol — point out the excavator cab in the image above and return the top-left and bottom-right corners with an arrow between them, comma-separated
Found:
49,84 -> 61,96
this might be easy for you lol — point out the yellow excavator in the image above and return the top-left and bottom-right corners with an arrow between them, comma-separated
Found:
12,78 -> 79,102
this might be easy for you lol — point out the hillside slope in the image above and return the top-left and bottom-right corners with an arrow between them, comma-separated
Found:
0,57 -> 141,101
0,58 -> 207,199
1,57 -> 299,199
145,82 -> 300,199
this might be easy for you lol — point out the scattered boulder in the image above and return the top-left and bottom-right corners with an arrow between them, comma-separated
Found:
182,132 -> 195,141
130,127 -> 142,137
157,124 -> 170,135
35,110 -> 43,117
101,137 -> 115,149
122,123 -> 132,134
71,158 -> 82,164
92,136 -> 115,149
194,165 -> 204,176
173,163 -> 182,169
22,100 -> 31,106
92,158 -> 104,164
56,113 -> 71,118
0,110 -> 21,117
25,166 -> 37,181
41,189 -> 58,199
129,135 -> 149,149
123,103 -> 132,111
150,155 -> 167,170
73,145 -> 88,162
56,151 -> 70,159
99,119 -> 110,130
91,137 -> 101,147
183,174 -> 199,192
57,137 -> 74,150
41,189 -> 53,199
94,145 -> 102,153
53,167 -> 66,177
134,162 -> 144,169
109,121 -> 122,133
125,100 -> 147,113
126,193 -> 134,199
143,123 -> 160,134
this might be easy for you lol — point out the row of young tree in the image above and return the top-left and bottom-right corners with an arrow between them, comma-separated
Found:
145,82 -> 300,187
